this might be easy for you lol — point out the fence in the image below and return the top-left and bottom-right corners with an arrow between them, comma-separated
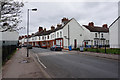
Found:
2,45 -> 17,64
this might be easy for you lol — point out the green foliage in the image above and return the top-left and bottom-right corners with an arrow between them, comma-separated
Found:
84,48 -> 120,54
0,0 -> 24,31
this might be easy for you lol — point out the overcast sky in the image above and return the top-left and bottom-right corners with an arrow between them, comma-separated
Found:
18,0 -> 119,36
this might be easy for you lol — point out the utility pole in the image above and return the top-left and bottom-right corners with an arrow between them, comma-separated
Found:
26,8 -> 37,57
27,9 -> 29,57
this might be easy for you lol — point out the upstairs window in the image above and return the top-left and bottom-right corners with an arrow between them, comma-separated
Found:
47,35 -> 49,39
44,37 -> 46,40
101,33 -> 103,38
57,32 -> 59,38
42,36 -> 44,40
53,34 -> 54,38
60,31 -> 62,37
95,33 -> 97,38
51,35 -> 52,39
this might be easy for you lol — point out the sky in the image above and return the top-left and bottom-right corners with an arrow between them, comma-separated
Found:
18,0 -> 119,36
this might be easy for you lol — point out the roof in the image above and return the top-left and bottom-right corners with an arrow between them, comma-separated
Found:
82,25 -> 109,32
32,18 -> 73,36
109,16 -> 120,28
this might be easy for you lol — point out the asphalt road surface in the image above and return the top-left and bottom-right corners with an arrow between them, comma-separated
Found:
31,47 -> 118,78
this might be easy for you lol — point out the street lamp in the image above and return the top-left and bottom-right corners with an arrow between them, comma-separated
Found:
27,8 -> 37,57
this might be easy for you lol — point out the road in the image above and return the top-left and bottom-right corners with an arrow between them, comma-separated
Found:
31,47 -> 118,78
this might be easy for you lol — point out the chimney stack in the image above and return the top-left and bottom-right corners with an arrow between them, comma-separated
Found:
38,27 -> 43,32
25,35 -> 27,38
22,36 -> 24,38
32,33 -> 34,35
102,24 -> 108,28
57,24 -> 62,28
61,17 -> 69,25
19,36 -> 21,40
88,22 -> 94,27
28,35 -> 31,38
44,28 -> 46,32
51,26 -> 55,30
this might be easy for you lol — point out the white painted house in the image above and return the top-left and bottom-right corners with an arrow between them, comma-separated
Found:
19,17 -> 109,49
109,16 -> 120,48
82,22 -> 109,48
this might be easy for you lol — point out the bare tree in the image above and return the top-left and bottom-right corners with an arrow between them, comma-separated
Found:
0,0 -> 24,32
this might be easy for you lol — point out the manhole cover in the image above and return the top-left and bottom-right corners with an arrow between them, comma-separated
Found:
19,60 -> 29,63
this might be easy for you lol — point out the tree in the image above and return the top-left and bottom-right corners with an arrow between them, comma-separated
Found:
0,0 -> 24,32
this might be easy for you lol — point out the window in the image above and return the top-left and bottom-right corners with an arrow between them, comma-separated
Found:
44,36 -> 46,40
3,41 -> 5,44
101,33 -> 103,38
47,35 -> 49,39
48,42 -> 49,45
42,36 -> 44,40
51,35 -> 52,39
60,31 -> 62,37
32,37 -> 34,40
53,34 -> 54,38
86,42 -> 88,44
94,41 -> 96,46
55,33 -> 56,38
35,36 -> 37,40
57,32 -> 59,38
95,33 -> 97,37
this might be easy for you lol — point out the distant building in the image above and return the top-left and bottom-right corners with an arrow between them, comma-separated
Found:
109,16 -> 120,48
82,22 -> 109,47
19,18 -> 109,49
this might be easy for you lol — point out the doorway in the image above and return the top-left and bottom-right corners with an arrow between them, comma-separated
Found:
74,39 -> 77,48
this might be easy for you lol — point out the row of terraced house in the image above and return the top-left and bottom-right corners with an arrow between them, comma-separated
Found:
19,17 -> 110,49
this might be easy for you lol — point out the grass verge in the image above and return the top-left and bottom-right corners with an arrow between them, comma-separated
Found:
73,48 -> 120,54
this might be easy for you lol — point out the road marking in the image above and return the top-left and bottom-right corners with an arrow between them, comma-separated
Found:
35,54 -> 47,69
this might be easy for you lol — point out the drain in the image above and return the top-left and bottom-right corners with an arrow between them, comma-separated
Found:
19,60 -> 29,63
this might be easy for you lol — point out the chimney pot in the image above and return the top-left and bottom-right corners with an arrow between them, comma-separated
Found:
102,24 -> 108,28
44,28 -> 46,32
51,26 -> 55,30
57,24 -> 62,28
38,27 -> 43,32
61,17 -> 69,25
88,22 -> 94,27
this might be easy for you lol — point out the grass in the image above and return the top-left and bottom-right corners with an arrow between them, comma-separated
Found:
72,47 -> 120,54
84,48 -> 120,54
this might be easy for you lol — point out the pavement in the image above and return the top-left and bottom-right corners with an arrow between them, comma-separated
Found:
2,48 -> 49,78
31,47 -> 118,78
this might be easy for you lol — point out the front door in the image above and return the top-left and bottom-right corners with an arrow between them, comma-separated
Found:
74,39 -> 77,48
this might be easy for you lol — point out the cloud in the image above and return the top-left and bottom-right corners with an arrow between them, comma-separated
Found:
18,2 -> 118,36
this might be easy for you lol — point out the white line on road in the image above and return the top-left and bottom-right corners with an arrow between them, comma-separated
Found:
35,54 -> 47,69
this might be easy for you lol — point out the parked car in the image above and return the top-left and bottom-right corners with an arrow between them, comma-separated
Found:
27,44 -> 32,49
50,45 -> 62,51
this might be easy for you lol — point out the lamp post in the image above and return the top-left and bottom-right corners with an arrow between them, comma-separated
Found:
27,8 -> 37,57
